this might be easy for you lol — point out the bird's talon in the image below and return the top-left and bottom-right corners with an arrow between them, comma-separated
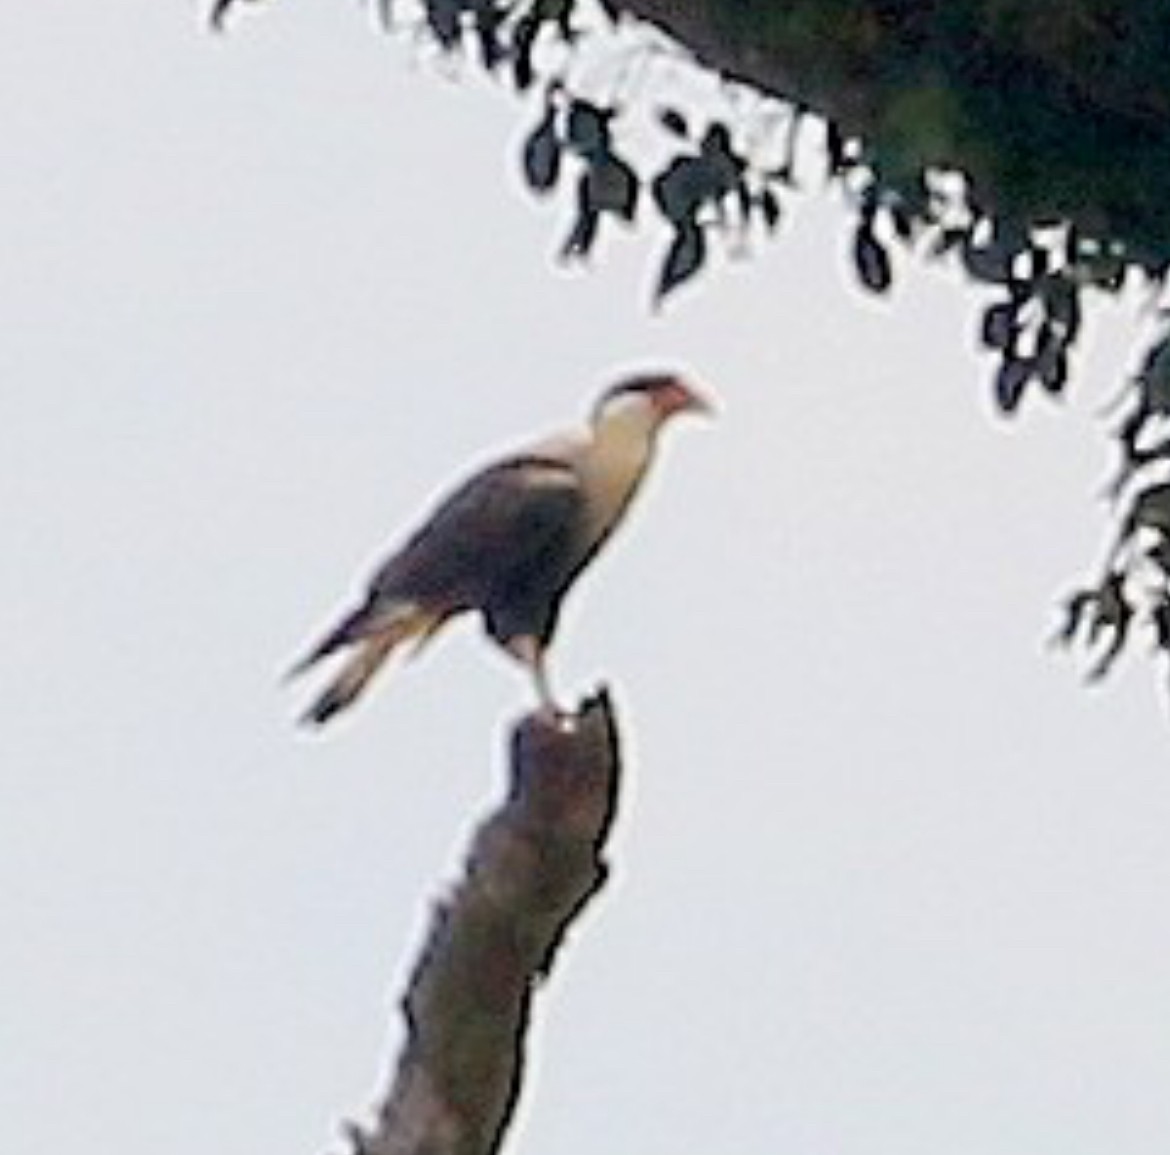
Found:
534,700 -> 577,729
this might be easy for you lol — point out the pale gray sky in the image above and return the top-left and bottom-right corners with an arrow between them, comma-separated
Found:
4,4 -> 1170,1155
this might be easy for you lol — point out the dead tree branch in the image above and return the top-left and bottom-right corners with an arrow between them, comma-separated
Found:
344,690 -> 622,1155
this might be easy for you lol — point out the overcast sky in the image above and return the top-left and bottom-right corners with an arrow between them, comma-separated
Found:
4,4 -> 1170,1154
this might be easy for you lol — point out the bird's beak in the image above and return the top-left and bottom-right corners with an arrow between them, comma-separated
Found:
661,379 -> 716,419
684,387 -> 716,417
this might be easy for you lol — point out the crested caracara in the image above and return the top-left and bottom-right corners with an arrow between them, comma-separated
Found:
288,372 -> 710,724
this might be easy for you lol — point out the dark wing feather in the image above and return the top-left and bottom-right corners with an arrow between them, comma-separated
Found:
370,455 -> 587,622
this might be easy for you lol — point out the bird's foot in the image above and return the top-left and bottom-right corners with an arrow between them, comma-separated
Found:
534,699 -> 579,732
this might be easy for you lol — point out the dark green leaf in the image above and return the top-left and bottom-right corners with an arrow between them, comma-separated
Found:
473,5 -> 506,69
1085,574 -> 1132,682
1153,603 -> 1170,651
1026,244 -> 1050,282
853,224 -> 892,294
1044,276 -> 1081,342
566,101 -> 611,159
980,301 -> 1017,350
734,180 -> 753,225
209,0 -> 262,30
532,0 -> 572,20
522,109 -> 562,194
700,122 -> 733,159
511,14 -> 539,89
930,227 -> 968,257
1127,483 -> 1170,537
655,221 -> 706,302
559,201 -> 599,260
758,188 -> 782,231
554,1 -> 577,41
995,356 -> 1034,413
962,220 -> 1027,284
825,120 -> 849,174
1036,326 -> 1068,394
209,0 -> 234,29
1148,536 -> 1170,574
425,0 -> 462,49
1081,248 -> 1127,291
585,155 -> 639,221
1055,589 -> 1097,646
1055,572 -> 1131,681
651,156 -> 713,225
889,203 -> 914,241
699,123 -> 745,190
658,108 -> 689,138
963,240 -> 1013,284
769,162 -> 796,188
1138,336 -> 1170,414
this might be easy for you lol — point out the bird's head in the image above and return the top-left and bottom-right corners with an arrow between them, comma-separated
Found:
590,373 -> 713,437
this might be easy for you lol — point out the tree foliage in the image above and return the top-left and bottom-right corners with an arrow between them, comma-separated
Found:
211,0 -> 1170,700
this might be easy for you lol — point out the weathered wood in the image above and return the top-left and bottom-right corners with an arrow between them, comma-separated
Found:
346,692 -> 622,1155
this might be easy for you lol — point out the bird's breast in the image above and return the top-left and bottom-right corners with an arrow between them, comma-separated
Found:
578,433 -> 653,539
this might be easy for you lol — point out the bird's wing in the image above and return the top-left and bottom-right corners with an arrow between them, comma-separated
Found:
369,454 -> 586,609
287,452 -> 586,679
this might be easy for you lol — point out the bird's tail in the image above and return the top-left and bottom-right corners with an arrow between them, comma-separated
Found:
285,600 -> 378,681
288,602 -> 442,726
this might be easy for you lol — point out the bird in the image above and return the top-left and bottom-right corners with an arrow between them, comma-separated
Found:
287,372 -> 711,725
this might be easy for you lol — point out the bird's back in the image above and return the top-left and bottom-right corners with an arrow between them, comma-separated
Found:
371,455 -> 587,626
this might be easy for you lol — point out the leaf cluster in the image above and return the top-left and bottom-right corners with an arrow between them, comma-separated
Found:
521,94 -> 641,260
521,94 -> 788,301
1056,335 -> 1170,685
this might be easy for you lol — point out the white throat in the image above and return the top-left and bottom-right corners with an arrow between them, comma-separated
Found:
582,396 -> 660,534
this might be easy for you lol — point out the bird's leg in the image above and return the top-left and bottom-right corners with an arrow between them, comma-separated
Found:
532,651 -> 579,729
533,648 -> 557,714
509,635 -> 568,720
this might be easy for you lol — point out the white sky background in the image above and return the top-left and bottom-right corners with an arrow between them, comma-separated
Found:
4,3 -> 1170,1153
